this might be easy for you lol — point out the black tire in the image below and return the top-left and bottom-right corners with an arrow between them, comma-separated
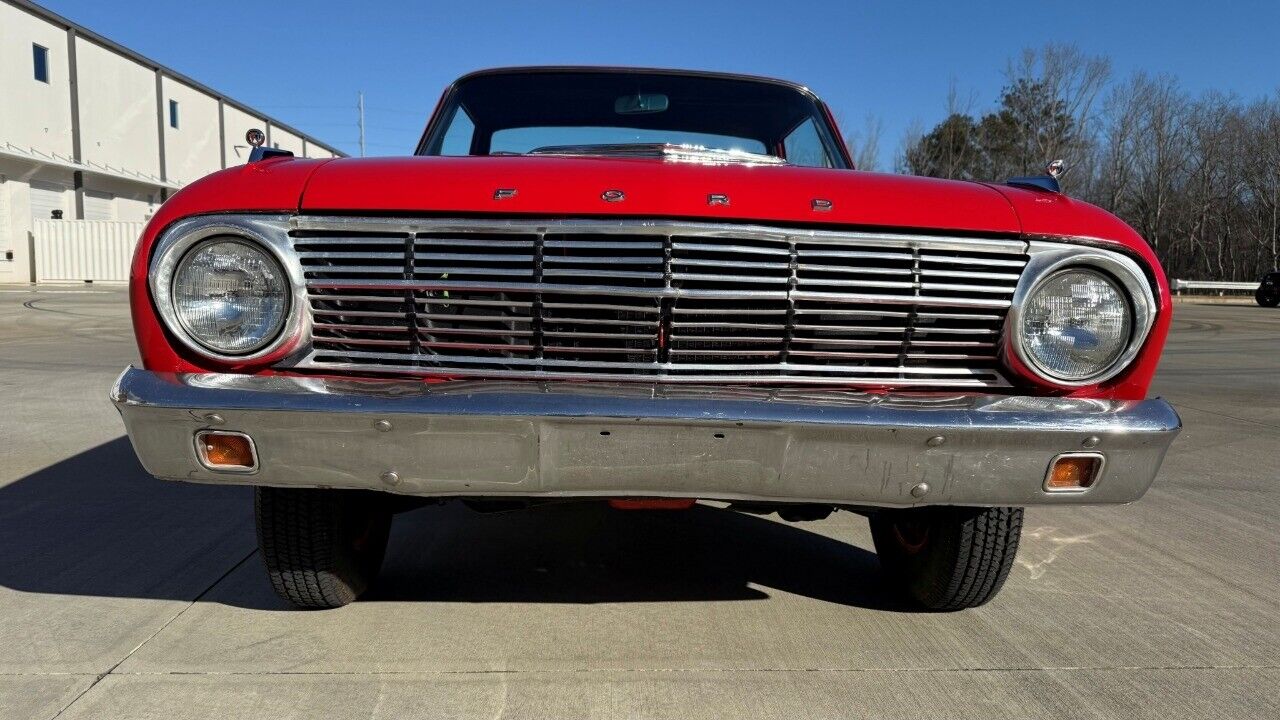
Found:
870,506 -> 1022,611
255,487 -> 393,609
1256,287 -> 1279,307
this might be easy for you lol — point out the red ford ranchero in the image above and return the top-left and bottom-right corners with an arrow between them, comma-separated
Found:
112,67 -> 1181,610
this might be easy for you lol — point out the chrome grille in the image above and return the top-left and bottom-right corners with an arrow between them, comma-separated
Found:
289,218 -> 1028,388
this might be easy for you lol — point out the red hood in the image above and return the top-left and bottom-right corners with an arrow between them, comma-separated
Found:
296,156 -> 1021,234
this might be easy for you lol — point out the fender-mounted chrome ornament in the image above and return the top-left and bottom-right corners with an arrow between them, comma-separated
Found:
493,188 -> 518,200
811,198 -> 833,212
245,128 -> 293,164
1007,159 -> 1065,194
601,189 -> 625,202
708,193 -> 730,206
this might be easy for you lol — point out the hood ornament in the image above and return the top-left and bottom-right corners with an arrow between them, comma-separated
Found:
244,128 -> 293,163
1006,159 -> 1066,194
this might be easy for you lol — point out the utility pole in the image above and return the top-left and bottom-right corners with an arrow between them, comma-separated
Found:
357,91 -> 366,158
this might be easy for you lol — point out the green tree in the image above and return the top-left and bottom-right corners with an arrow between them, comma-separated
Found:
904,113 -> 981,179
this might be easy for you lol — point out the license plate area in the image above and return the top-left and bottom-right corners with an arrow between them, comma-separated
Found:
543,420 -> 790,495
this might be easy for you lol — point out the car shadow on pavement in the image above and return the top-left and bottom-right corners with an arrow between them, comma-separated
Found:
372,501 -> 906,610
0,437 -> 256,603
0,437 -> 907,612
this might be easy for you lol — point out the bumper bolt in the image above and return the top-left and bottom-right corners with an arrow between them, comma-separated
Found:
374,419 -> 393,432
1082,435 -> 1100,448
380,471 -> 400,486
926,435 -> 945,447
910,482 -> 930,498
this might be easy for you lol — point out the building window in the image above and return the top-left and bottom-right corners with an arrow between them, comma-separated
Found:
169,100 -> 179,129
33,44 -> 49,83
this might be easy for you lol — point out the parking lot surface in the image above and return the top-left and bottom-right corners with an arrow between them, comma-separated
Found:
0,286 -> 1276,719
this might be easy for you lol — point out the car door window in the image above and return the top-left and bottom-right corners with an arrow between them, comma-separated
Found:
783,118 -> 834,168
438,107 -> 476,156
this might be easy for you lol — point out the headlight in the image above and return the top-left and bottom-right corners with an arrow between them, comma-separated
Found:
171,238 -> 289,355
1019,268 -> 1131,382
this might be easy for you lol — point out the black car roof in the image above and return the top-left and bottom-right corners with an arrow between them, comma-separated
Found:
451,66 -> 821,102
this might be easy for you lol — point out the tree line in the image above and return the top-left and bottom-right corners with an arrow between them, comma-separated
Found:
871,45 -> 1280,281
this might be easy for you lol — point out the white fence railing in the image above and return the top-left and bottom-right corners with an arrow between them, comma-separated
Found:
33,219 -> 143,283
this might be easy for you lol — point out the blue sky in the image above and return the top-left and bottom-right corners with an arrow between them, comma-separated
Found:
43,0 -> 1280,167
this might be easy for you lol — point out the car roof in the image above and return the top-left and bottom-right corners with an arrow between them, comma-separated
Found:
451,66 -> 821,102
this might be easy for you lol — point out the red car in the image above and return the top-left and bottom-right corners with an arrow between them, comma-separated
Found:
112,67 -> 1180,610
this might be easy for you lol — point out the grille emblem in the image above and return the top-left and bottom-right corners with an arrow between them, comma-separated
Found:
601,189 -> 626,202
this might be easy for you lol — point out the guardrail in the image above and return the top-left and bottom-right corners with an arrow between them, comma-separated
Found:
1171,279 -> 1257,294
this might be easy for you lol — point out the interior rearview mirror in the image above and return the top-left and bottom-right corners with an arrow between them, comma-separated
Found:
615,93 -> 669,115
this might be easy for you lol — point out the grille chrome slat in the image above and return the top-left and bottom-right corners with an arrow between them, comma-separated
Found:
299,251 -> 407,260
293,218 -> 1026,388
542,268 -> 664,279
671,241 -> 790,256
413,252 -> 535,262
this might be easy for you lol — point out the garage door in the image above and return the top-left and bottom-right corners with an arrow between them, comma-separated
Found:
83,190 -> 115,221
29,181 -> 68,221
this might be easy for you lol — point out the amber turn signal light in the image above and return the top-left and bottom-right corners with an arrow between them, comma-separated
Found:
1044,453 -> 1103,492
195,431 -> 258,472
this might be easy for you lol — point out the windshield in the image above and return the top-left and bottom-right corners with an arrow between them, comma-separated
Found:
420,70 -> 847,168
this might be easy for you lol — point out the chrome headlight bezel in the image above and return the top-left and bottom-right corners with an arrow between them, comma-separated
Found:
150,215 -> 308,363
1006,242 -> 1157,387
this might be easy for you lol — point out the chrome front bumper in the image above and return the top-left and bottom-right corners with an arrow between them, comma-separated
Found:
111,368 -> 1181,507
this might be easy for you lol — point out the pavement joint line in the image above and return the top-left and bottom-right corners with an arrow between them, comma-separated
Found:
48,547 -> 260,719
1169,401 -> 1280,430
33,665 -> 1278,677
0,289 -> 115,294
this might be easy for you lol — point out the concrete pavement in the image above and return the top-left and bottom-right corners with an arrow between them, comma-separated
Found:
0,286 -> 1276,719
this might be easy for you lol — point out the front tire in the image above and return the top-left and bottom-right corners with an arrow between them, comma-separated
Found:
1256,287 -> 1279,307
870,506 -> 1022,611
255,487 -> 393,609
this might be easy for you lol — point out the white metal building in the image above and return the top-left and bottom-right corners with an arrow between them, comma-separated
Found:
0,0 -> 345,283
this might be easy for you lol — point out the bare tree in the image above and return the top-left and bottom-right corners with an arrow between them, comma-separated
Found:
846,115 -> 884,171
899,43 -> 1280,281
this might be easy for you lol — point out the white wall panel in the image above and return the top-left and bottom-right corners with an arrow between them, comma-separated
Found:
75,36 -> 161,178
270,127 -> 304,156
162,77 -> 222,183
0,176 -> 16,281
0,3 -> 74,159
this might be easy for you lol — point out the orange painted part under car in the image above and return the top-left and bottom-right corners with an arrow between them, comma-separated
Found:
608,499 -> 698,510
